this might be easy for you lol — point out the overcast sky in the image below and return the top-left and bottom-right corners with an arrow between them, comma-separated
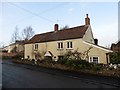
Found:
0,0 -> 119,47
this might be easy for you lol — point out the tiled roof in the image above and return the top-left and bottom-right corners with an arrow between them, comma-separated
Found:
25,25 -> 88,44
9,40 -> 25,46
16,40 -> 25,44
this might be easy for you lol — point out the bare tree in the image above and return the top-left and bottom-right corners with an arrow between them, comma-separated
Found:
60,25 -> 69,30
11,26 -> 20,44
10,26 -> 20,53
0,42 -> 4,48
22,26 -> 34,40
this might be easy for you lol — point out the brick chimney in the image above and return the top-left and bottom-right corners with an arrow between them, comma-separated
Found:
54,24 -> 59,32
85,14 -> 90,25
94,39 -> 98,45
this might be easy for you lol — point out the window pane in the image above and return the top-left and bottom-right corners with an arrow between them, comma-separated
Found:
93,57 -> 98,64
89,57 -> 92,62
70,42 -> 72,48
34,44 -> 38,50
93,57 -> 98,60
58,43 -> 60,48
67,42 -> 69,48
61,43 -> 63,48
37,44 -> 38,49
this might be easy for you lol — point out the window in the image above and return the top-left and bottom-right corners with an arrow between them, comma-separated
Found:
34,44 -> 38,50
58,56 -> 64,61
58,42 -> 63,49
89,56 -> 99,64
67,41 -> 73,49
89,57 -> 92,63
93,57 -> 99,64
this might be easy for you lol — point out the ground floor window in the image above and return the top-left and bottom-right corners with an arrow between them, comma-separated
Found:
89,56 -> 99,64
58,56 -> 64,61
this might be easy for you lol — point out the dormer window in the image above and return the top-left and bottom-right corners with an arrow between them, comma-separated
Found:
34,43 -> 38,50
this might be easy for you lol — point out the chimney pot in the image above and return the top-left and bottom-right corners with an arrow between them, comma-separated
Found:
85,14 -> 90,25
86,14 -> 88,17
54,24 -> 59,32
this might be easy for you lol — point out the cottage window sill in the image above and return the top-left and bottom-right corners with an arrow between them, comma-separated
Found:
34,49 -> 38,51
66,48 -> 73,50
57,48 -> 64,51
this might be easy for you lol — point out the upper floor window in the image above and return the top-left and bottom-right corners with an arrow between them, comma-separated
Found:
34,43 -> 38,50
58,42 -> 63,49
67,41 -> 73,49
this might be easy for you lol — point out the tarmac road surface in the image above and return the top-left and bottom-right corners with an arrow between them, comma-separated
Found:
2,59 -> 120,88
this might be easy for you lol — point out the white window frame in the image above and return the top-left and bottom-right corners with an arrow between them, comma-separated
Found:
89,56 -> 99,64
89,57 -> 92,63
57,42 -> 63,49
34,43 -> 38,50
67,41 -> 73,49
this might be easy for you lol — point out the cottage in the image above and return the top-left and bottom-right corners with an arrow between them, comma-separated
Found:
25,14 -> 112,64
111,41 -> 120,52
7,40 -> 24,53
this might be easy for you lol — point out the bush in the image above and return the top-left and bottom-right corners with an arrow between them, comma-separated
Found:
2,56 -> 12,59
66,59 -> 76,66
92,64 -> 103,71
58,59 -> 67,65
58,58 -> 93,70
32,59 -> 35,61
41,57 -> 53,64
109,52 -> 120,64
44,56 -> 52,61
12,55 -> 23,60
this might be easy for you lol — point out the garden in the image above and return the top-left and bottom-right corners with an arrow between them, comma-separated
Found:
12,51 -> 120,78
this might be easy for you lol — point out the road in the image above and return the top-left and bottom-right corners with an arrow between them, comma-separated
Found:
2,59 -> 120,88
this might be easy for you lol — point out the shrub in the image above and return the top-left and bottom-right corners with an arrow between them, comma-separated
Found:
32,59 -> 35,61
74,64 -> 84,69
66,59 -> 76,66
2,56 -> 12,59
12,55 -> 22,60
58,59 -> 67,65
41,57 -> 53,64
58,58 -> 93,70
109,52 -> 120,64
92,64 -> 103,71
44,56 -> 52,61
